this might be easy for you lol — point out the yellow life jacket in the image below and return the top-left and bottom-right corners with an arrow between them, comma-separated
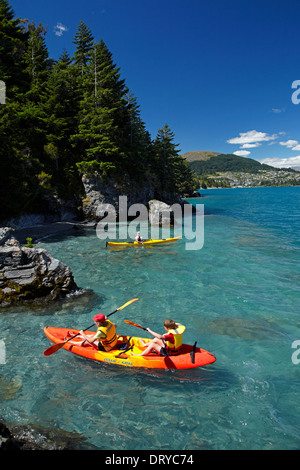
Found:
97,320 -> 117,350
164,323 -> 186,355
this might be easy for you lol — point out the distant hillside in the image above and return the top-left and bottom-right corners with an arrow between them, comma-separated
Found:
182,151 -> 220,162
182,151 -> 278,175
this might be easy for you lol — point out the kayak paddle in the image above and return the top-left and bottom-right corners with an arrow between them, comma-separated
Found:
190,341 -> 197,363
124,320 -> 148,331
43,298 -> 139,356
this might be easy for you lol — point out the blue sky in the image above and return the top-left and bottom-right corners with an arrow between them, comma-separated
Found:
9,0 -> 300,168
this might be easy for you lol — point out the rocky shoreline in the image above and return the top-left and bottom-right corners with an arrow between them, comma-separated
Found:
0,227 -> 87,307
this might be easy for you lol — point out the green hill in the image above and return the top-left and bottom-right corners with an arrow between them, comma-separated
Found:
182,151 -> 277,176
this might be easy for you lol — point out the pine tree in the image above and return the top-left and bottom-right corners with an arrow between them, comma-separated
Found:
0,0 -> 29,96
18,20 -> 53,169
45,49 -> 77,147
0,7 -> 54,219
151,124 -> 195,196
73,39 -> 132,179
0,1 -> 33,219
125,92 -> 152,178
44,50 -> 82,194
151,124 -> 176,191
21,20 -> 50,100
73,20 -> 94,76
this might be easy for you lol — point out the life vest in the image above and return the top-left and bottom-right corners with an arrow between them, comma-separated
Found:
164,323 -> 186,355
97,320 -> 117,350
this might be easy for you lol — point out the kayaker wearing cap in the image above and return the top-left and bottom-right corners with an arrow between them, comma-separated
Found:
80,313 -> 118,352
131,319 -> 186,357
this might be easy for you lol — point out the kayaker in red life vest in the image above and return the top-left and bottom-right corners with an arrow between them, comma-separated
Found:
131,319 -> 186,357
80,313 -> 118,352
135,231 -> 143,243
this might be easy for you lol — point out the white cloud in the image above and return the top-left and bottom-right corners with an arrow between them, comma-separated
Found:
260,156 -> 300,168
279,140 -> 300,151
54,22 -> 68,37
279,140 -> 299,148
241,143 -> 262,149
227,130 -> 278,145
271,108 -> 285,113
234,150 -> 251,157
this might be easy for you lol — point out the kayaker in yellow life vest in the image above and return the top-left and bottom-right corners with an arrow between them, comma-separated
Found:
80,313 -> 118,352
131,319 -> 186,357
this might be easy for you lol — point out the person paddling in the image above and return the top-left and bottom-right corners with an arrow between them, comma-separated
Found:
135,231 -> 143,243
131,319 -> 185,357
80,313 -> 117,352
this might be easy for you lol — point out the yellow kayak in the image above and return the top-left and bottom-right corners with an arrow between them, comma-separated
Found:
106,236 -> 182,247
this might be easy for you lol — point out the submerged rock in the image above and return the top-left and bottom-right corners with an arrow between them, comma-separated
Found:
206,317 -> 286,341
0,420 -> 98,450
0,228 -> 82,307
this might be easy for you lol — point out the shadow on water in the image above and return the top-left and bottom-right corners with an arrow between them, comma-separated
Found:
132,365 -> 237,394
42,229 -> 101,247
0,288 -> 102,316
65,351 -> 237,394
13,222 -> 96,245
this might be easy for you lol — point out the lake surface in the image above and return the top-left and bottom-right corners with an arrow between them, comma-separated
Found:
1,186 -> 299,450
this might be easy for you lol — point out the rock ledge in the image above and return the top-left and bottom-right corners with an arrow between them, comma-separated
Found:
0,228 -> 81,307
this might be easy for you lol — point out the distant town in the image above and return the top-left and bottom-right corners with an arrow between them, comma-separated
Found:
182,151 -> 300,189
202,169 -> 300,188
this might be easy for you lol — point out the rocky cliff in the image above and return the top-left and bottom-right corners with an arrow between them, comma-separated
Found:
81,173 -> 183,221
0,228 -> 81,307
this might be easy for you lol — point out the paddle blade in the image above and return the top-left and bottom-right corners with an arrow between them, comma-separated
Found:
43,341 -> 66,356
116,298 -> 138,311
124,320 -> 146,330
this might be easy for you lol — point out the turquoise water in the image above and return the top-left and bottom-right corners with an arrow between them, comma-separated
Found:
1,186 -> 299,450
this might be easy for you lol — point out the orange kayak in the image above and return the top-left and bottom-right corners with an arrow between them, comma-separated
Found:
44,327 -> 216,370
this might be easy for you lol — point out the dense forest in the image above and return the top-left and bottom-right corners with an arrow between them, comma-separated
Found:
0,0 -> 195,221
